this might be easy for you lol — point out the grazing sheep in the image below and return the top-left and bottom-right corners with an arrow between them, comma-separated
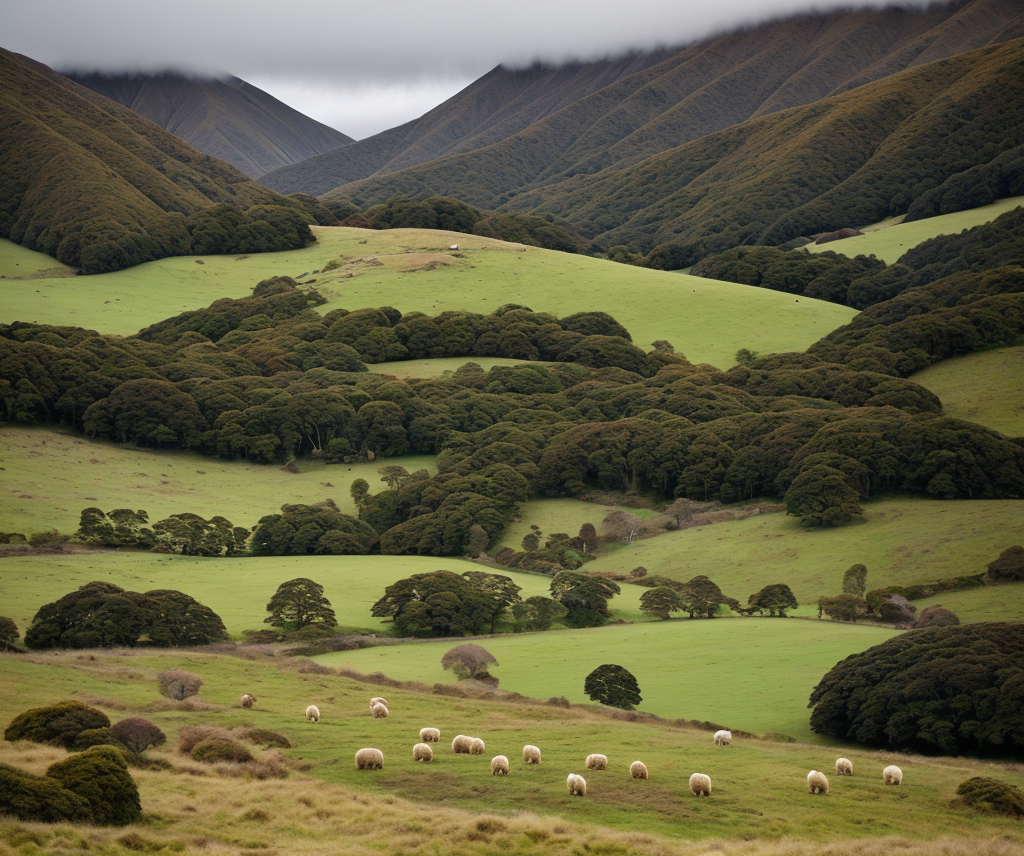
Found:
420,727 -> 440,743
305,704 -> 320,723
835,758 -> 853,776
585,753 -> 608,771
240,693 -> 256,709
714,729 -> 732,747
413,742 -> 433,763
630,760 -> 648,780
452,734 -> 474,754
355,747 -> 384,770
689,772 -> 712,797
469,737 -> 486,755
491,755 -> 510,776
523,744 -> 542,765
370,697 -> 389,709
807,770 -> 830,795
883,765 -> 903,786
371,702 -> 389,719
566,773 -> 587,796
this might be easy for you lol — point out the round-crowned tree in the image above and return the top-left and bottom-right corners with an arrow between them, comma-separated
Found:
111,717 -> 166,756
584,664 -> 642,710
441,644 -> 498,680
265,578 -> 337,631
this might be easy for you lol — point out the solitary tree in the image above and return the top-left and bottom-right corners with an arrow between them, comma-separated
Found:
441,644 -> 498,680
157,669 -> 203,701
110,717 -> 166,757
265,578 -> 337,631
584,664 -> 642,710
842,564 -> 868,597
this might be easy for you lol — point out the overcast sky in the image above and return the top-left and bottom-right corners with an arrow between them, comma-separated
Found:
4,0 -> 931,140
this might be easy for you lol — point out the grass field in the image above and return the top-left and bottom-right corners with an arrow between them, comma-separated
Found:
0,551 -> 632,640
912,345 -> 1024,438
3,648 -> 1024,855
0,425 -> 435,535
804,195 -> 1024,263
0,228 -> 855,369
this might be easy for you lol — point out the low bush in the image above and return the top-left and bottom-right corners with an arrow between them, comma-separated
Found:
239,728 -> 291,749
157,669 -> 203,701
0,762 -> 92,823
111,717 -> 166,756
4,700 -> 110,749
46,746 -> 141,825
191,738 -> 254,764
71,727 -> 117,750
955,777 -> 1024,818
177,725 -> 234,754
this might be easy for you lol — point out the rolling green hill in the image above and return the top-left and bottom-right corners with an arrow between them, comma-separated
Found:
66,71 -> 353,179
0,49 -> 315,274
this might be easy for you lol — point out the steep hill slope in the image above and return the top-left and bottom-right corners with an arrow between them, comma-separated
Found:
65,71 -> 353,178
262,0 -> 1023,200
0,49 -> 313,273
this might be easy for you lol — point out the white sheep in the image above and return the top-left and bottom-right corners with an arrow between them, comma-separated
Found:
371,702 -> 389,719
413,742 -> 433,763
419,727 -> 440,743
585,753 -> 608,771
630,760 -> 648,780
807,770 -> 830,795
370,697 -> 389,709
566,773 -> 587,796
452,734 -> 474,754
883,764 -> 903,786
355,747 -> 384,770
713,729 -> 732,747
523,744 -> 542,765
469,737 -> 486,755
491,755 -> 510,776
689,772 -> 712,797
240,693 -> 256,709
835,758 -> 853,776
305,704 -> 320,723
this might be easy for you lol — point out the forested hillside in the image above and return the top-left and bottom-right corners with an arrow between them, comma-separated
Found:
262,0 -> 1023,207
331,37 -> 1024,266
66,71 -> 353,178
0,50 -> 318,274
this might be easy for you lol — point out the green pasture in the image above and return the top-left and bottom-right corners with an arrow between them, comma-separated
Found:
580,496 -> 1024,612
0,425 -> 435,535
317,618 -> 897,742
0,239 -> 75,279
804,196 -> 1024,263
3,647 -> 1024,848
912,345 -> 1024,438
0,227 -> 856,369
0,551 -> 615,640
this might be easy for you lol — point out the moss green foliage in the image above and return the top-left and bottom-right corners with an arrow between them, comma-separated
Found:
252,503 -> 378,556
809,622 -> 1024,757
362,196 -> 483,233
4,700 -> 110,749
264,578 -> 337,631
0,50 -> 314,274
746,583 -> 798,617
23,581 -> 227,649
0,762 -> 92,823
46,746 -> 141,825
190,737 -> 254,764
583,663 -> 642,710
955,776 -> 1024,818
784,463 -> 864,527
239,728 -> 291,749
0,616 -> 18,649
77,506 -> 249,556
471,213 -> 591,254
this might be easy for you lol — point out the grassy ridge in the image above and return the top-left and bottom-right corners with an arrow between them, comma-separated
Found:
0,227 -> 856,369
3,648 -> 1024,853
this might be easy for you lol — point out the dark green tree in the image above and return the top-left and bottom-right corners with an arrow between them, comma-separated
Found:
784,464 -> 863,527
441,643 -> 498,680
639,586 -> 685,619
144,590 -> 229,646
0,762 -> 92,823
817,594 -> 868,622
550,572 -> 620,628
842,563 -> 868,596
0,616 -> 18,649
371,570 -> 492,637
678,575 -> 739,619
584,664 -> 642,710
264,578 -> 337,631
46,746 -> 141,825
511,596 -> 568,632
747,583 -> 799,617
460,570 -> 522,633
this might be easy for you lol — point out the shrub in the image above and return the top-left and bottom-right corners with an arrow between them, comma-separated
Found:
955,777 -> 1024,818
987,545 -> 1024,581
0,762 -> 93,823
46,746 -> 141,825
914,605 -> 960,628
111,717 -> 167,756
441,644 -> 498,680
0,616 -> 19,649
71,727 -> 117,750
157,669 -> 203,700
191,738 -> 254,763
239,728 -> 291,749
177,725 -> 234,754
4,700 -> 110,749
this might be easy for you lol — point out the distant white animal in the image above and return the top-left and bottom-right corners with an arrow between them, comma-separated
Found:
370,697 -> 389,709
807,770 -> 830,795
449,244 -> 459,251
714,730 -> 732,747
240,693 -> 256,709
452,735 -> 474,754
355,748 -> 384,770
585,754 -> 608,771
523,744 -> 541,765
689,772 -> 712,797
371,702 -> 389,719
305,704 -> 320,723
566,773 -> 587,796
630,760 -> 648,780
420,727 -> 440,743
883,765 -> 903,786
469,737 -> 485,755
413,743 -> 433,763
835,758 -> 853,776
491,755 -> 510,776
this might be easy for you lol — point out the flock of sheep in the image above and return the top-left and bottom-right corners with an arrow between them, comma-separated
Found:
275,697 -> 904,799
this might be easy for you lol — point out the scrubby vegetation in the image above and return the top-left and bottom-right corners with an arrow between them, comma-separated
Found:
4,700 -> 110,749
